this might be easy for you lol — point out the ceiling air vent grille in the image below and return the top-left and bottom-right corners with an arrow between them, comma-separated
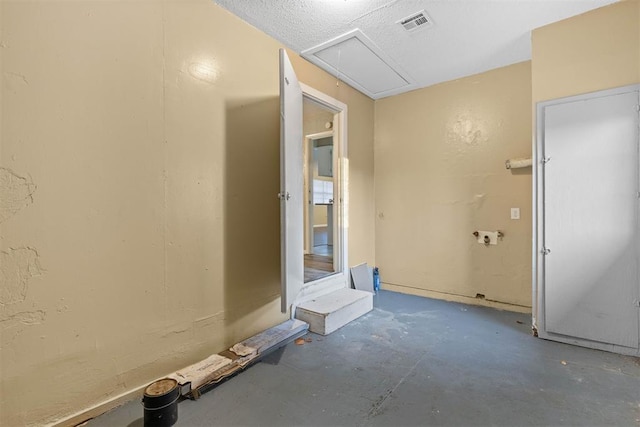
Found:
398,11 -> 432,32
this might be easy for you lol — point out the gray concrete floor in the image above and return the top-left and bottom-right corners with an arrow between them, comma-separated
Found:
90,291 -> 640,426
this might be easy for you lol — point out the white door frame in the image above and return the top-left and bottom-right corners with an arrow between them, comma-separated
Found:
293,83 -> 349,310
533,83 -> 640,356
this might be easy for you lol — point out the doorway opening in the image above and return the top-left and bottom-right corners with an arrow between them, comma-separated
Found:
301,84 -> 348,293
279,49 -> 349,312
304,128 -> 335,282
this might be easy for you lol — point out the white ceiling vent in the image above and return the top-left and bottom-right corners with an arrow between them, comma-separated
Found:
301,29 -> 416,99
398,10 -> 433,32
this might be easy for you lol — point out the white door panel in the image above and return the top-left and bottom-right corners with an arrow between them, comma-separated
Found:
279,49 -> 304,313
544,92 -> 639,348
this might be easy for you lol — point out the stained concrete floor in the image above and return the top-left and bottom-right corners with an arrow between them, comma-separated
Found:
91,291 -> 640,426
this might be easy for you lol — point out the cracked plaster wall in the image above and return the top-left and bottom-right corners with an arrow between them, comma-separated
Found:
0,168 -> 36,224
0,247 -> 43,305
0,1 -> 375,425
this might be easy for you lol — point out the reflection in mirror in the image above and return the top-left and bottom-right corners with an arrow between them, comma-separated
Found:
303,97 -> 337,283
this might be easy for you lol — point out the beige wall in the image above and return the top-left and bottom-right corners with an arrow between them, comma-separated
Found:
0,1 -> 374,425
532,0 -> 640,102
313,205 -> 328,226
374,62 -> 533,309
303,101 -> 334,135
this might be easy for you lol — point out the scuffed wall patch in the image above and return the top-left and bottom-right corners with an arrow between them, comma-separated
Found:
0,247 -> 44,305
447,114 -> 489,150
0,167 -> 37,223
0,309 -> 46,325
5,71 -> 30,87
0,309 -> 47,345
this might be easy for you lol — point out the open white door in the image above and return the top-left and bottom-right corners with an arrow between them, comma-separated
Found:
279,49 -> 304,313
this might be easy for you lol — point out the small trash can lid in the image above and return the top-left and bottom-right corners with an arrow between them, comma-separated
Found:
144,378 -> 178,397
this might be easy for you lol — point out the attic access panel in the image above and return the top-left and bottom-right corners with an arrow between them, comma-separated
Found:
301,29 -> 416,99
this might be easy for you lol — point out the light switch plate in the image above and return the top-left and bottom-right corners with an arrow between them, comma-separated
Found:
511,208 -> 520,220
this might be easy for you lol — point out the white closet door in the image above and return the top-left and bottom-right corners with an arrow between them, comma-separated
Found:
544,91 -> 639,348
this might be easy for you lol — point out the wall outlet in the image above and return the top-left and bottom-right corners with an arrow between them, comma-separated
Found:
511,208 -> 520,220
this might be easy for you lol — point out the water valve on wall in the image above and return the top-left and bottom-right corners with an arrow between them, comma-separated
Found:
472,230 -> 504,245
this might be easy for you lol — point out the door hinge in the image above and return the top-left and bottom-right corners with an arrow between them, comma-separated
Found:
277,192 -> 290,201
634,104 -> 640,112
541,247 -> 551,255
541,157 -> 551,164
633,300 -> 640,308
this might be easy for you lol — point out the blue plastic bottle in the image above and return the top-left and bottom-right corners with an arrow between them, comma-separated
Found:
373,267 -> 380,293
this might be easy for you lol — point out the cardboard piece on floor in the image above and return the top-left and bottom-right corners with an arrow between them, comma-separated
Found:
169,354 -> 232,391
351,263 -> 374,294
230,343 -> 257,357
168,319 -> 309,398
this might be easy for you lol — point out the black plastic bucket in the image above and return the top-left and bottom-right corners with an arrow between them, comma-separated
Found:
142,378 -> 179,427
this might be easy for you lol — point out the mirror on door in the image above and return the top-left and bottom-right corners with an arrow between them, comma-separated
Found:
303,97 -> 337,283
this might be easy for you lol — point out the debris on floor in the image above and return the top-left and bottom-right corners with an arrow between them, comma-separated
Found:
230,342 -> 257,357
167,319 -> 308,399
89,291 -> 640,427
350,263 -> 374,293
171,354 -> 232,391
295,336 -> 313,345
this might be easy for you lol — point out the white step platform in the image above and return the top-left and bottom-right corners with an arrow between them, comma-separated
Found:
295,288 -> 373,335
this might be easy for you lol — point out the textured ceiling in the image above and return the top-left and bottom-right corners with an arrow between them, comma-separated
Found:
214,0 -> 618,99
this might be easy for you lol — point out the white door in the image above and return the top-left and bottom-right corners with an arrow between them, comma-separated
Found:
279,49 -> 304,313
543,91 -> 640,348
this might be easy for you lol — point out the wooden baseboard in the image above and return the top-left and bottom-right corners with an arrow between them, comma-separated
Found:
382,282 -> 532,314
